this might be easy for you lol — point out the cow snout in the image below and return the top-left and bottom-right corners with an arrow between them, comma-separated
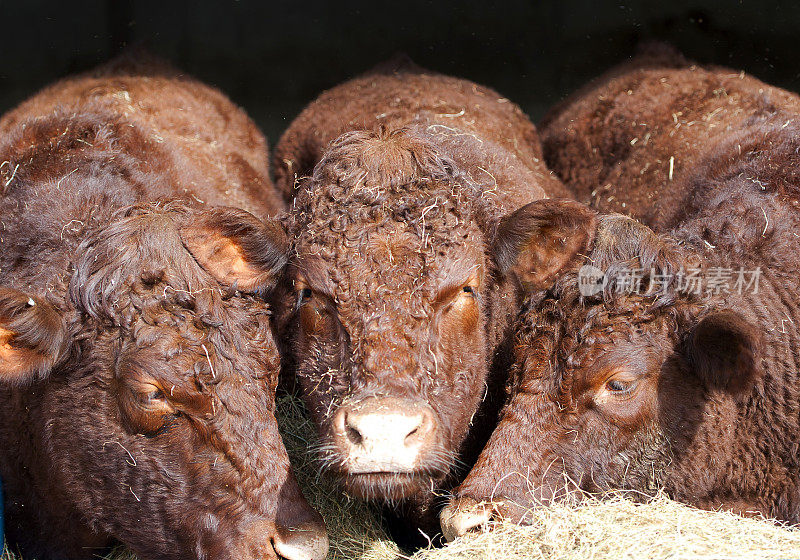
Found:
240,514 -> 328,560
440,496 -> 501,542
273,519 -> 329,560
333,397 -> 438,473
440,495 -> 539,541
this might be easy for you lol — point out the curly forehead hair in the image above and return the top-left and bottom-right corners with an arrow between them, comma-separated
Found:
287,127 -> 502,245
68,202 -> 272,334
514,214 -> 707,406
284,128 -> 502,401
67,201 -> 280,399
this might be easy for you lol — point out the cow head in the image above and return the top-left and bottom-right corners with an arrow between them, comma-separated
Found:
275,126 -> 593,503
0,203 -> 327,560
441,209 -> 765,540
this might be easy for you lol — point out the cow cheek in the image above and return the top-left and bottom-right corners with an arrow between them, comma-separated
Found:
297,305 -> 343,375
447,296 -> 479,335
440,300 -> 483,395
299,303 -> 324,333
298,303 -> 341,348
295,309 -> 346,421
439,298 -> 481,360
571,382 -> 668,489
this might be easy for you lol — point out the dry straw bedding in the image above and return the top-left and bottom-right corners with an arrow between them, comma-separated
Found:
3,394 -> 800,560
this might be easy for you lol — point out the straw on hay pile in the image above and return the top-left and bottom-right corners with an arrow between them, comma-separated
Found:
3,395 -> 800,560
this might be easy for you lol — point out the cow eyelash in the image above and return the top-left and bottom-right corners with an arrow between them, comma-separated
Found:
296,287 -> 313,308
606,378 -> 636,394
462,286 -> 480,301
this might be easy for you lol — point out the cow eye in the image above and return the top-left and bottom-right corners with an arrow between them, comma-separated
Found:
463,286 -> 475,295
134,382 -> 169,407
606,378 -> 635,393
297,287 -> 312,307
294,278 -> 313,307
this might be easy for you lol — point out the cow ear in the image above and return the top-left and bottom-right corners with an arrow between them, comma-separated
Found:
180,207 -> 289,294
687,310 -> 764,397
0,287 -> 68,385
493,199 -> 597,291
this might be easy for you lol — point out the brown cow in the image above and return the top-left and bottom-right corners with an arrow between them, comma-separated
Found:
271,57 -> 569,532
441,48 -> 800,539
0,56 -> 327,560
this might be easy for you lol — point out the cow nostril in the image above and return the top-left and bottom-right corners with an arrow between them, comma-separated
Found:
345,422 -> 363,446
404,409 -> 433,447
404,422 -> 422,446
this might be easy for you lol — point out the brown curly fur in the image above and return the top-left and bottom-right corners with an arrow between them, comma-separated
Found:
0,57 -> 324,559
449,48 -> 800,525
274,54 -> 567,206
271,58 -> 567,532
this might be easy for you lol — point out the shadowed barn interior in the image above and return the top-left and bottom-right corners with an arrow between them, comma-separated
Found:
3,1 -> 799,145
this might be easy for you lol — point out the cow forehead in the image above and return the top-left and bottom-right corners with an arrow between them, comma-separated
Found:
553,316 -> 677,390
520,297 -> 679,396
116,284 -> 279,384
296,221 -> 485,295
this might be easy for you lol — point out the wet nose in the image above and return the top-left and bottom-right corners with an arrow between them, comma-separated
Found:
273,518 -> 329,560
333,397 -> 438,472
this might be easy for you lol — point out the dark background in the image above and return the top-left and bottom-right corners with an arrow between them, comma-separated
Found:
2,1 -> 798,145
